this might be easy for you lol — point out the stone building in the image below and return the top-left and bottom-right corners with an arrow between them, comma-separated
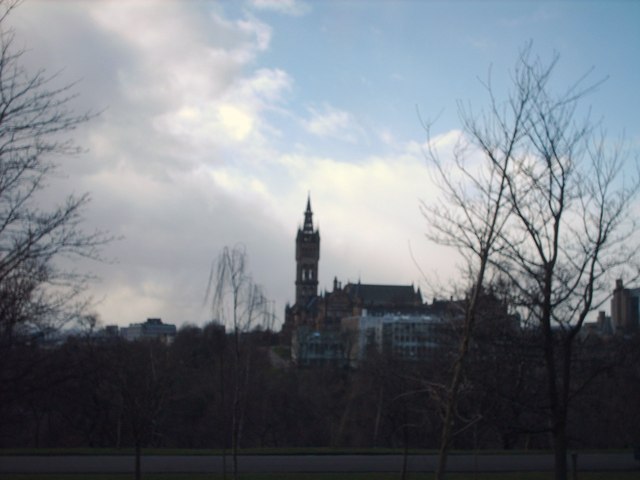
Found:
120,318 -> 177,343
610,278 -> 640,334
282,196 -> 430,365
282,197 -> 526,366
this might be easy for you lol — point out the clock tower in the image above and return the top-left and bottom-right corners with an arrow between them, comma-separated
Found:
295,195 -> 320,306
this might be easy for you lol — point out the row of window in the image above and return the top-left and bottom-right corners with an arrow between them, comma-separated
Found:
300,267 -> 316,281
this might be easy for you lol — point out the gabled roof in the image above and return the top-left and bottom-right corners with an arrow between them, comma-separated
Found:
344,283 -> 422,307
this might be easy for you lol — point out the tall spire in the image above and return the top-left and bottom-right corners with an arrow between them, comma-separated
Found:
295,193 -> 320,307
303,192 -> 314,233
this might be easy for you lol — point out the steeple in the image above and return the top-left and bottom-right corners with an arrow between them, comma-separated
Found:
303,193 -> 314,233
295,194 -> 320,306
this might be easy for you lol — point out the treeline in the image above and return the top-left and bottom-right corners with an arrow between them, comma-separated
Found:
1,322 -> 639,451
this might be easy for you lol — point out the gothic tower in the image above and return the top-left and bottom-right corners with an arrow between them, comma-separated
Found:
295,195 -> 320,306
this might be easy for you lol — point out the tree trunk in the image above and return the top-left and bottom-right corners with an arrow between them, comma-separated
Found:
401,422 -> 409,480
435,356 -> 464,479
552,341 -> 574,480
553,422 -> 568,480
232,334 -> 242,480
436,270 -> 486,480
220,342 -> 227,480
232,380 -> 240,480
135,441 -> 141,480
372,386 -> 384,447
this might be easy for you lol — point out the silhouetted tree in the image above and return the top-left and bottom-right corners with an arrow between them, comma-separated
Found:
0,0 -> 106,344
425,43 -> 638,480
494,52 -> 636,480
110,339 -> 172,480
164,323 -> 227,448
208,244 -> 270,479
0,0 -> 109,427
421,39 -> 517,477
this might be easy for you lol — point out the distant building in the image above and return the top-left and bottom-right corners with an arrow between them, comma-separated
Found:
292,326 -> 350,368
282,196 -> 519,366
611,279 -> 640,334
104,325 -> 120,337
282,197 -> 425,339
283,196 -> 442,366
88,324 -> 121,343
579,279 -> 640,339
342,311 -> 448,366
282,195 -> 321,343
580,310 -> 614,339
121,318 -> 177,343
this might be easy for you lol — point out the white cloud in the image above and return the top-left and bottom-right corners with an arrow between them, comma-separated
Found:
8,1 -> 296,326
86,2 -> 272,109
237,68 -> 293,104
218,104 -> 255,141
302,104 -> 363,143
249,0 -> 310,16
78,1 -> 294,173
265,138 -> 460,296
151,67 -> 292,155
7,1 -> 463,329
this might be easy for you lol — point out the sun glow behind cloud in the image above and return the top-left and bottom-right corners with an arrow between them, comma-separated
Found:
8,0 -> 483,326
8,0 -> 637,328
218,104 -> 254,141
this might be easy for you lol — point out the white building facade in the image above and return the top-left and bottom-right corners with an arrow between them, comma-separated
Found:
343,311 -> 449,365
120,318 -> 177,343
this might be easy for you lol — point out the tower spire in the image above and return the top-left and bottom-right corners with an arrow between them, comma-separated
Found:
303,192 -> 314,233
295,194 -> 320,306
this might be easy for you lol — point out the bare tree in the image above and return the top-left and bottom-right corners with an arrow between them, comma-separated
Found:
110,339 -> 172,480
0,0 -> 109,435
0,0 -> 107,347
425,44 -> 638,480
421,41 -> 535,478
208,244 -> 269,480
491,50 -> 638,480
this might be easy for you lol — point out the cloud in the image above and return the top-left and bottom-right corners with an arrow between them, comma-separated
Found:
151,66 -> 292,162
218,104 -> 255,141
76,2 -> 294,175
302,104 -> 364,143
8,2 -> 295,323
249,0 -> 310,16
86,2 -> 273,105
7,1 -> 463,329
266,135 -> 462,290
236,68 -> 293,104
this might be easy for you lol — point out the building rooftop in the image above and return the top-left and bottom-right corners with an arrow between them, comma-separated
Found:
344,283 -> 422,307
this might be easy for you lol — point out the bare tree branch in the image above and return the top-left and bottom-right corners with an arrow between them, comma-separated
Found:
0,0 -> 109,346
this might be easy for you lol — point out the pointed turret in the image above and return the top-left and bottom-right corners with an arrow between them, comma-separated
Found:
303,193 -> 314,233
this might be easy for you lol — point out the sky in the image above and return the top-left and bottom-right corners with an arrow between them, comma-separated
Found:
7,0 -> 640,329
